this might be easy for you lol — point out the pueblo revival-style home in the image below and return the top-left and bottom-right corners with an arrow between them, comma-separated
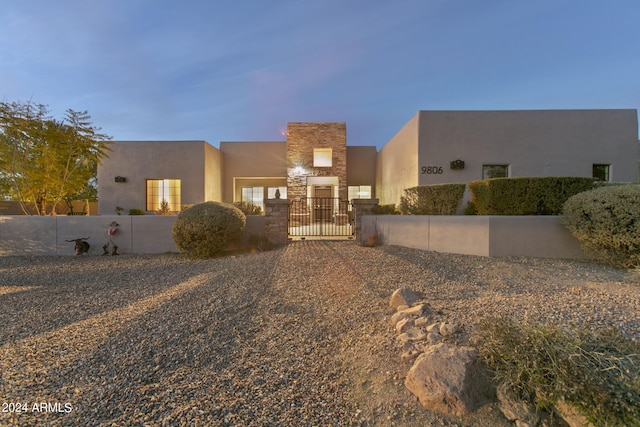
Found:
97,109 -> 639,232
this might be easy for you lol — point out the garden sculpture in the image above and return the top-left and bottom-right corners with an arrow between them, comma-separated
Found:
103,221 -> 120,255
66,237 -> 90,256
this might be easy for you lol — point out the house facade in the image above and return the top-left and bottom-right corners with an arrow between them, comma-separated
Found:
376,109 -> 639,205
97,109 -> 639,216
97,122 -> 378,216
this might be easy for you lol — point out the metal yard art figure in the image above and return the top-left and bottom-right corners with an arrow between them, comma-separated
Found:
103,221 -> 120,255
66,237 -> 90,256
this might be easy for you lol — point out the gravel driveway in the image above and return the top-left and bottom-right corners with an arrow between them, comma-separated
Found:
1,241 -> 638,426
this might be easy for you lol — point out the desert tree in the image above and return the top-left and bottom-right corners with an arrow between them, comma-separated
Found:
0,101 -> 111,215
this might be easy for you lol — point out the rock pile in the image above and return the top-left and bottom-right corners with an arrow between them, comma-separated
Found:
389,288 -> 494,418
390,288 -> 586,427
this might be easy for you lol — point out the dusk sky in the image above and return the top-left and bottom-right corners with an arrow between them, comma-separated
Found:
1,0 -> 639,149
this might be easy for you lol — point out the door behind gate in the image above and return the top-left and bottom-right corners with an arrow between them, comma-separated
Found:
288,197 -> 353,238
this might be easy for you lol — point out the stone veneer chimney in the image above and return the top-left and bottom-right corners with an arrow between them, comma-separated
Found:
286,122 -> 347,201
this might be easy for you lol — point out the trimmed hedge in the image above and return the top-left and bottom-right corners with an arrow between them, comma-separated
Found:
233,201 -> 263,215
468,177 -> 596,215
370,204 -> 400,215
172,201 -> 246,258
399,183 -> 466,215
562,184 -> 640,267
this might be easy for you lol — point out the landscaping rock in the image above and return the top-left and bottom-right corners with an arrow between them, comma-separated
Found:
425,322 -> 440,333
414,317 -> 429,328
390,304 -> 426,325
405,343 -> 493,417
395,317 -> 413,334
426,332 -> 443,345
396,327 -> 427,344
439,322 -> 460,337
496,387 -> 540,427
389,288 -> 421,308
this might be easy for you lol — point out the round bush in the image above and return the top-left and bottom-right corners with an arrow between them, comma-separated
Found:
172,201 -> 246,258
562,184 -> 640,267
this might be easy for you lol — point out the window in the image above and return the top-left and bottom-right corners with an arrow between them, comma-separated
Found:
482,165 -> 509,179
241,186 -> 264,211
348,185 -> 372,211
593,164 -> 610,182
146,179 -> 181,211
267,186 -> 287,199
348,185 -> 372,201
313,148 -> 332,167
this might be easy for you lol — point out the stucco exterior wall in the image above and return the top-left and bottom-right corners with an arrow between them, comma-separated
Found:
0,215 -> 266,255
417,109 -> 639,185
347,146 -> 377,191
97,141 -> 216,215
204,142 -> 223,203
220,141 -> 287,203
360,215 -> 586,259
376,113 -> 420,205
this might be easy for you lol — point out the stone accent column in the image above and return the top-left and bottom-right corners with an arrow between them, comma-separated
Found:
352,199 -> 379,244
286,122 -> 348,200
264,199 -> 290,246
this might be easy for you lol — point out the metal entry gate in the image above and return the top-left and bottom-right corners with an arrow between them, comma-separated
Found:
288,197 -> 353,238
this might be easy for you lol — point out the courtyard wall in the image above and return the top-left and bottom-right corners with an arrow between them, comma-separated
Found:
0,215 -> 265,256
360,215 -> 586,259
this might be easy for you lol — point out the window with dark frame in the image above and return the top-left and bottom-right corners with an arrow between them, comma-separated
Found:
482,165 -> 509,179
592,164 -> 610,182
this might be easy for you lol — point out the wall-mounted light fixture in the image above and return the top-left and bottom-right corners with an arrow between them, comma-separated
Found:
292,166 -> 307,176
114,176 -> 127,183
450,160 -> 465,170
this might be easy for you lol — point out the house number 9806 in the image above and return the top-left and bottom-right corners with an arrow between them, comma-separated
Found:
421,166 -> 443,174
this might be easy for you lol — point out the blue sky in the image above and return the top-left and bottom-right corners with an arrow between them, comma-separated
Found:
1,0 -> 638,149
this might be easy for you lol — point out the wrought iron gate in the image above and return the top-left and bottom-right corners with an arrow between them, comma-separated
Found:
288,197 -> 353,238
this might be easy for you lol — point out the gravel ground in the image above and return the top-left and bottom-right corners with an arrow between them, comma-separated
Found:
0,241 -> 638,426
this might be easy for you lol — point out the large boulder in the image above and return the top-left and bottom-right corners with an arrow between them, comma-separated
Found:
405,343 -> 494,417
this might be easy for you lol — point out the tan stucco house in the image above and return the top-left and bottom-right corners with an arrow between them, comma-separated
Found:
97,109 -> 639,215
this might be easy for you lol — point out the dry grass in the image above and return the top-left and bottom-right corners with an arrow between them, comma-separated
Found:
476,317 -> 640,426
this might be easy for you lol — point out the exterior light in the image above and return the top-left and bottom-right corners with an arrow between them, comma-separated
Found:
292,166 -> 306,175
450,160 -> 465,170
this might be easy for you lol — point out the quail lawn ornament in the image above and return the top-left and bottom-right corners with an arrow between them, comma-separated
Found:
103,221 -> 120,255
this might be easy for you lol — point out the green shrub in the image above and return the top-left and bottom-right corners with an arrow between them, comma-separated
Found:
399,183 -> 466,215
476,317 -> 640,426
370,204 -> 400,215
233,201 -> 263,215
128,208 -> 145,215
464,201 -> 478,215
172,201 -> 246,258
469,177 -> 596,215
562,184 -> 640,267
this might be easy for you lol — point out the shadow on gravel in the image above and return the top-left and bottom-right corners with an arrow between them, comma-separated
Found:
3,249 -> 286,426
0,254 -> 259,345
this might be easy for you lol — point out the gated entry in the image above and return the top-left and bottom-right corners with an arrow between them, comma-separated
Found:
288,197 -> 353,238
